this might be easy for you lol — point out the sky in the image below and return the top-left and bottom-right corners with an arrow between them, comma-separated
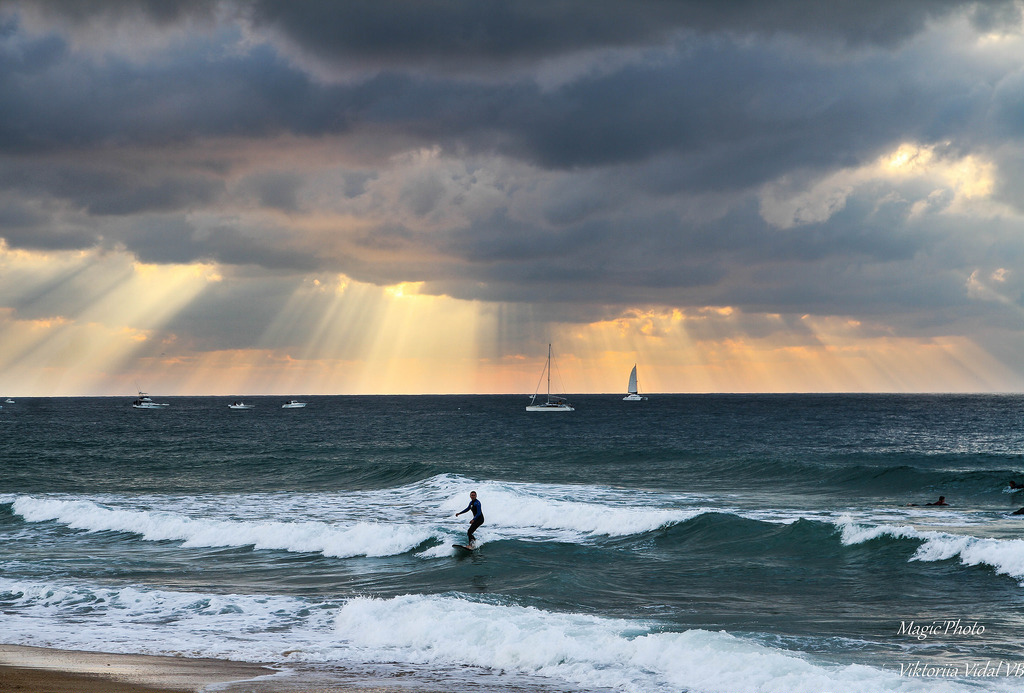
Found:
3,0 -> 1024,396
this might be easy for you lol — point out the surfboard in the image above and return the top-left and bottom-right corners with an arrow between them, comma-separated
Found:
452,543 -> 476,551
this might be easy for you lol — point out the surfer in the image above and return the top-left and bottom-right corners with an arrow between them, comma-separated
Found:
906,495 -> 949,507
455,491 -> 484,546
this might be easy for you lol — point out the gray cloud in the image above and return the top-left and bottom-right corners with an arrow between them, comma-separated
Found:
246,0 -> 1011,64
2,0 -> 1024,348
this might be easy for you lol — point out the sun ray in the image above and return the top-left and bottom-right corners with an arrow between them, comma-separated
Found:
0,247 -> 218,395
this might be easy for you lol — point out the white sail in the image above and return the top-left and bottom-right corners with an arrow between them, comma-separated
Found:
623,363 -> 647,401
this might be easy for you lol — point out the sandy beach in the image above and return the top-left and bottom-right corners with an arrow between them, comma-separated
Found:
0,644 -> 470,693
0,644 -> 275,692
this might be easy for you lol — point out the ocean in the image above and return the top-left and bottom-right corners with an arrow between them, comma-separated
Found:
3,394 -> 1024,692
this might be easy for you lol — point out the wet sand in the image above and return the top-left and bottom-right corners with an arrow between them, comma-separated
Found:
0,644 -> 274,692
0,644 -> 458,693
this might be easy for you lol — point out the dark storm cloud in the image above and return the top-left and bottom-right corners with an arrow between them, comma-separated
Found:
0,198 -> 100,250
2,0 -> 1023,336
246,0 -> 1010,63
0,0 -> 1007,202
11,0 -> 1014,58
5,0 -> 216,25
0,34 -> 346,153
0,1 -> 1007,167
113,215 -> 322,270
239,172 -> 304,212
0,27 -> 972,211
353,194 -> 923,311
0,156 -> 226,255
200,224 -> 321,270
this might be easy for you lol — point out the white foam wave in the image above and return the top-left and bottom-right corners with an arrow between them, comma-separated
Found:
11,496 -> 442,558
835,516 -> 1024,584
21,477 -> 985,560
835,517 -> 924,545
0,577 -> 974,693
437,480 -> 705,540
914,535 -> 1024,584
7,474 -> 718,554
0,577 -> 337,662
333,594 -> 966,693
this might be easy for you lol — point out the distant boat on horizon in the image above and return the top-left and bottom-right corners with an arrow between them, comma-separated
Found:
526,344 -> 575,412
281,400 -> 307,408
228,401 -> 255,410
622,364 -> 648,401
132,391 -> 169,409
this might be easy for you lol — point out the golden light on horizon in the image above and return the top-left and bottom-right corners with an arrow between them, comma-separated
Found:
2,244 -> 1022,396
555,307 -> 1021,395
171,275 -> 500,395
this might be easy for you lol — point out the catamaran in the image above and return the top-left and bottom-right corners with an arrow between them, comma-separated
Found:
622,364 -> 648,401
526,344 -> 575,412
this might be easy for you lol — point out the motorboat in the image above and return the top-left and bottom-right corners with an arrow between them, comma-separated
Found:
281,400 -> 307,408
526,344 -> 575,412
228,401 -> 255,410
132,392 -> 169,409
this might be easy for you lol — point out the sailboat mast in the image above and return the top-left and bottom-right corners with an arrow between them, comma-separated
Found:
547,344 -> 552,397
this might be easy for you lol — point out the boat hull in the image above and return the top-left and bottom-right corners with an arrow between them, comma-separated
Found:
527,344 -> 575,412
132,392 -> 168,408
526,403 -> 575,411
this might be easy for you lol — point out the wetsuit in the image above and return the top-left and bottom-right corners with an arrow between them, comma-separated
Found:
457,498 -> 484,543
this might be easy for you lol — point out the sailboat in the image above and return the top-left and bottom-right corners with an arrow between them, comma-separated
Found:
622,364 -> 648,401
526,344 -> 575,412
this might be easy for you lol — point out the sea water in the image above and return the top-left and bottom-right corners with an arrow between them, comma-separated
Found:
3,394 -> 1024,692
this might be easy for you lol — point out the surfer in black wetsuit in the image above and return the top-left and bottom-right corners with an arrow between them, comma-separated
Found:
456,491 -> 484,545
907,495 -> 949,507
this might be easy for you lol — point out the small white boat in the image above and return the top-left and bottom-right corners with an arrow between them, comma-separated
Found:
228,401 -> 255,410
4,398 -> 13,404
132,391 -> 169,409
526,344 -> 575,412
281,400 -> 307,408
622,364 -> 648,401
